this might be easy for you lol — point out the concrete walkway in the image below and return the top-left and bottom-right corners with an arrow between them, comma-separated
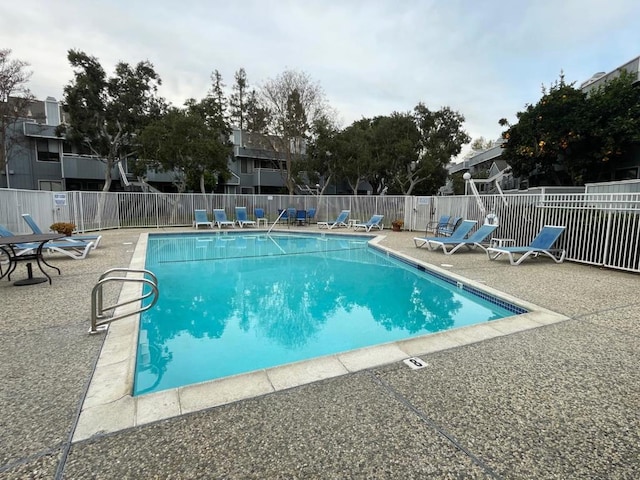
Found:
1,227 -> 638,479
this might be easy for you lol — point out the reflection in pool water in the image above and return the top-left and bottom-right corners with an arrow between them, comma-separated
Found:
135,233 -> 516,395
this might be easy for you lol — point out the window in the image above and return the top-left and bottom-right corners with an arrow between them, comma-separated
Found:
39,180 -> 63,191
36,139 -> 61,162
241,159 -> 254,174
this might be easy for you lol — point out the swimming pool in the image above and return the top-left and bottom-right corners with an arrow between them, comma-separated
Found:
134,232 -> 525,395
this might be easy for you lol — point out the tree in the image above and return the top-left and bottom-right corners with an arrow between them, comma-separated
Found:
498,72 -> 640,185
0,49 -> 35,178
259,70 -> 328,194
208,69 -> 227,122
245,89 -> 270,132
305,115 -> 341,194
229,68 -> 248,129
582,70 -> 640,182
499,76 -> 587,185
334,119 -> 372,194
369,113 -> 420,195
138,105 -> 232,194
59,49 -> 165,193
411,104 -> 470,195
469,136 -> 496,152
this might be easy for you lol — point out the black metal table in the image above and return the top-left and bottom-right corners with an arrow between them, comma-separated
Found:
0,234 -> 64,286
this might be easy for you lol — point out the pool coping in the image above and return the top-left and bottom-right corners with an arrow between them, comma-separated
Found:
72,232 -> 569,442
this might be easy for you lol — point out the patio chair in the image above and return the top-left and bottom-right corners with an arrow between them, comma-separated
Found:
254,208 -> 268,227
295,209 -> 308,225
21,213 -> 102,248
421,224 -> 498,255
414,220 -> 477,249
317,210 -> 350,229
306,208 -> 316,224
437,216 -> 462,237
235,207 -> 256,228
425,215 -> 450,235
486,225 -> 567,265
0,224 -> 94,260
353,214 -> 384,232
213,209 -> 235,229
193,209 -> 213,229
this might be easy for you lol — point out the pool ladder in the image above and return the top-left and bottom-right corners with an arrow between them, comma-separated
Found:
90,268 -> 159,334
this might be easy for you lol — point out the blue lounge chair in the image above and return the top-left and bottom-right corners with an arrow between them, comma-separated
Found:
486,225 -> 566,265
0,224 -> 94,260
235,207 -> 256,228
317,210 -> 350,229
353,214 -> 384,232
413,220 -> 477,248
21,213 -> 102,248
423,224 -> 499,255
213,209 -> 235,229
193,209 -> 213,229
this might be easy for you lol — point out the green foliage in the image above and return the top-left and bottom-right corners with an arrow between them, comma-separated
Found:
229,68 -> 248,129
59,50 -> 166,191
138,104 -> 232,193
307,103 -> 469,196
501,71 -> 640,185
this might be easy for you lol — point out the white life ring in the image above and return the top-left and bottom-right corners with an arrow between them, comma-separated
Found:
484,213 -> 499,226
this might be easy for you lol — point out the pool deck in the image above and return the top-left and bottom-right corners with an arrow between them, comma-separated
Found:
1,226 -> 638,479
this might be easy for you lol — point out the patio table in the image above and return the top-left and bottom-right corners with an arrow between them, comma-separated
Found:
0,233 -> 64,285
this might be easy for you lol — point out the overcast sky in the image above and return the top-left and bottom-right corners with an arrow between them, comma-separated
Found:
3,0 -> 640,154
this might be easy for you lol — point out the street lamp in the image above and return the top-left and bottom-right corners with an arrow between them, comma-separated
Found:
463,172 -> 471,195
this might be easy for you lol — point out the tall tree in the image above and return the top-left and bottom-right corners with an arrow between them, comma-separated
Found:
0,49 -> 35,179
208,69 -> 227,122
229,68 -> 248,129
259,70 -> 328,194
60,50 -> 165,193
245,89 -> 269,132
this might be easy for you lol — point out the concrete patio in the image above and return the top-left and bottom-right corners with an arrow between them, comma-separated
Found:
1,227 -> 638,479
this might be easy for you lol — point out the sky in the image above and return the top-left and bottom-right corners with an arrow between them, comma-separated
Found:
2,0 -> 640,158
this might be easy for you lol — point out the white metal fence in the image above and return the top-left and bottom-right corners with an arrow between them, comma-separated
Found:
1,188 -> 638,273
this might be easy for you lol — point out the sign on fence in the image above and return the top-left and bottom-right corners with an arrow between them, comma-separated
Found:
53,193 -> 67,207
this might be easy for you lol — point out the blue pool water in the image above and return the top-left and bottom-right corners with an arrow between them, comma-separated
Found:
134,232 -> 523,395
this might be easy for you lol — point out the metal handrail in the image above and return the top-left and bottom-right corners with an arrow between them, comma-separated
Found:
267,209 -> 287,233
90,268 -> 159,333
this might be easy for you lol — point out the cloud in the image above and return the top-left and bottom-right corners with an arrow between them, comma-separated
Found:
2,0 -> 639,145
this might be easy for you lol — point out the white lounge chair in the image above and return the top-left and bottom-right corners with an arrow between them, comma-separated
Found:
213,209 -> 235,229
193,209 -> 213,229
353,214 -> 384,232
21,213 -> 102,249
414,220 -> 477,248
486,225 -> 566,265
317,210 -> 350,229
235,207 -> 256,228
423,224 -> 498,255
